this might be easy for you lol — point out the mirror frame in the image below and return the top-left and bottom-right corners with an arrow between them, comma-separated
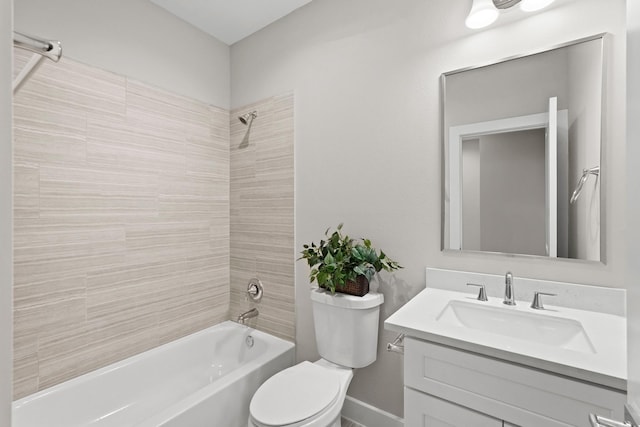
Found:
440,33 -> 608,264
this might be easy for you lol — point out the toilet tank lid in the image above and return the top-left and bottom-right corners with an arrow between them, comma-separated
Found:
310,287 -> 384,309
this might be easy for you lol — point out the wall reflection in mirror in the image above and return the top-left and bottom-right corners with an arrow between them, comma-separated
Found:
442,35 -> 605,262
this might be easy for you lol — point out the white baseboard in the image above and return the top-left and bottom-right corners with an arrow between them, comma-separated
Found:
342,396 -> 404,427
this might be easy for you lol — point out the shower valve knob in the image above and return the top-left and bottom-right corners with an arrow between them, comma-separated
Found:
246,278 -> 264,303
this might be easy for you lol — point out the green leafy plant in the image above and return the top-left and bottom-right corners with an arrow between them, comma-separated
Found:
299,224 -> 402,294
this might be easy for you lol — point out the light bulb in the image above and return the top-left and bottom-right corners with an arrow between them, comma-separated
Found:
520,0 -> 555,12
465,0 -> 499,29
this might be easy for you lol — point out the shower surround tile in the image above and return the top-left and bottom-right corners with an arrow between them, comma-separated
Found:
230,94 -> 295,342
13,49 -> 295,401
12,50 -> 230,399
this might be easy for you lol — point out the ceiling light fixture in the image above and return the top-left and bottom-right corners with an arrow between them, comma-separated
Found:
520,0 -> 556,12
492,0 -> 521,9
465,0 -> 499,29
466,0 -> 556,29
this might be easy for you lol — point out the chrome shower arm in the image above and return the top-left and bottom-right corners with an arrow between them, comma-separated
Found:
13,31 -> 62,63
13,31 -> 63,94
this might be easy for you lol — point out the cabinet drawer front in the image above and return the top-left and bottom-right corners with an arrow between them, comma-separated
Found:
405,338 -> 625,427
405,387 -> 502,427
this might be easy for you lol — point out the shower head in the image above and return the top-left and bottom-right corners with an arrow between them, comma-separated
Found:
239,111 -> 258,126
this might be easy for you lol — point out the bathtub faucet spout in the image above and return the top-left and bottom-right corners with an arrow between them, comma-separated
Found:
237,308 -> 259,324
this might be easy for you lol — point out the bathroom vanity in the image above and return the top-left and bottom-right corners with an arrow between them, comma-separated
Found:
385,269 -> 627,427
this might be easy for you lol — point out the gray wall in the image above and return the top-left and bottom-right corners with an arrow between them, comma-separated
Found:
461,131 -> 547,256
462,139 -> 481,250
567,40 -> 603,260
478,130 -> 546,256
14,0 -> 230,108
445,47 -> 569,127
1,0 -> 12,423
627,0 -> 640,414
231,0 -> 626,417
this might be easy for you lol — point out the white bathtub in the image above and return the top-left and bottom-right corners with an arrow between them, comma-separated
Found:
13,321 -> 295,427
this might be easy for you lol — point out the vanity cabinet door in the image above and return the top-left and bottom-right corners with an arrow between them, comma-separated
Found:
405,387 -> 502,427
405,338 -> 625,427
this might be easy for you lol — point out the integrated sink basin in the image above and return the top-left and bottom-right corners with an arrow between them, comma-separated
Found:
436,300 -> 596,354
384,269 -> 627,390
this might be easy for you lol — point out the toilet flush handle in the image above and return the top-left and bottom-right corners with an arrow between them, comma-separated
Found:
387,333 -> 405,354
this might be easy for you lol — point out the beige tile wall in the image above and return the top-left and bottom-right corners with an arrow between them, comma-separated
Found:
12,50 -> 230,399
230,94 -> 295,342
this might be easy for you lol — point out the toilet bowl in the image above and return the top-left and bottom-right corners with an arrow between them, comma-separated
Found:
248,288 -> 384,427
248,360 -> 353,427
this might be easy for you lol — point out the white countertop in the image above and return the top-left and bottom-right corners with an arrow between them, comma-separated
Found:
385,287 -> 627,391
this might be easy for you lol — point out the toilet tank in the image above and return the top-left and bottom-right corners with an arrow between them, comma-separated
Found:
310,287 -> 384,368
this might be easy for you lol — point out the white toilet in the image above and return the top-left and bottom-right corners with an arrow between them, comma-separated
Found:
248,287 -> 384,427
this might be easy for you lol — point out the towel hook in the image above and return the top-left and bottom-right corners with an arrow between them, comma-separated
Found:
570,166 -> 600,204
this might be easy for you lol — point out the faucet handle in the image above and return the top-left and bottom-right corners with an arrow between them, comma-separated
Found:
530,291 -> 556,310
467,283 -> 488,301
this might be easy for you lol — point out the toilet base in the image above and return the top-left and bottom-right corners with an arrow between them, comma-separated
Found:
248,411 -> 342,427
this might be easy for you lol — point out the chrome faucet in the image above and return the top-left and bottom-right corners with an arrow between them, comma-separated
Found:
237,308 -> 259,324
503,271 -> 516,306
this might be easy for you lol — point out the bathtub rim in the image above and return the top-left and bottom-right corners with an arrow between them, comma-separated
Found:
139,326 -> 295,426
12,320 -> 295,411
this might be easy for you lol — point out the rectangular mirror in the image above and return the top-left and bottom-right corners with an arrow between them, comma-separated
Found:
442,35 -> 605,262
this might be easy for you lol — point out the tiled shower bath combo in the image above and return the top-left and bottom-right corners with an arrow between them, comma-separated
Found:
12,48 -> 294,425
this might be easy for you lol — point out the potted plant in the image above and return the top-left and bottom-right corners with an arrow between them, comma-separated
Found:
299,223 -> 402,296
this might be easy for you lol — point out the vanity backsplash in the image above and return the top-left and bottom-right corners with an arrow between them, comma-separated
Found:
426,268 -> 626,317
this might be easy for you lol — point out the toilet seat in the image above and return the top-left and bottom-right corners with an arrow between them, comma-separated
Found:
250,361 -> 341,426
